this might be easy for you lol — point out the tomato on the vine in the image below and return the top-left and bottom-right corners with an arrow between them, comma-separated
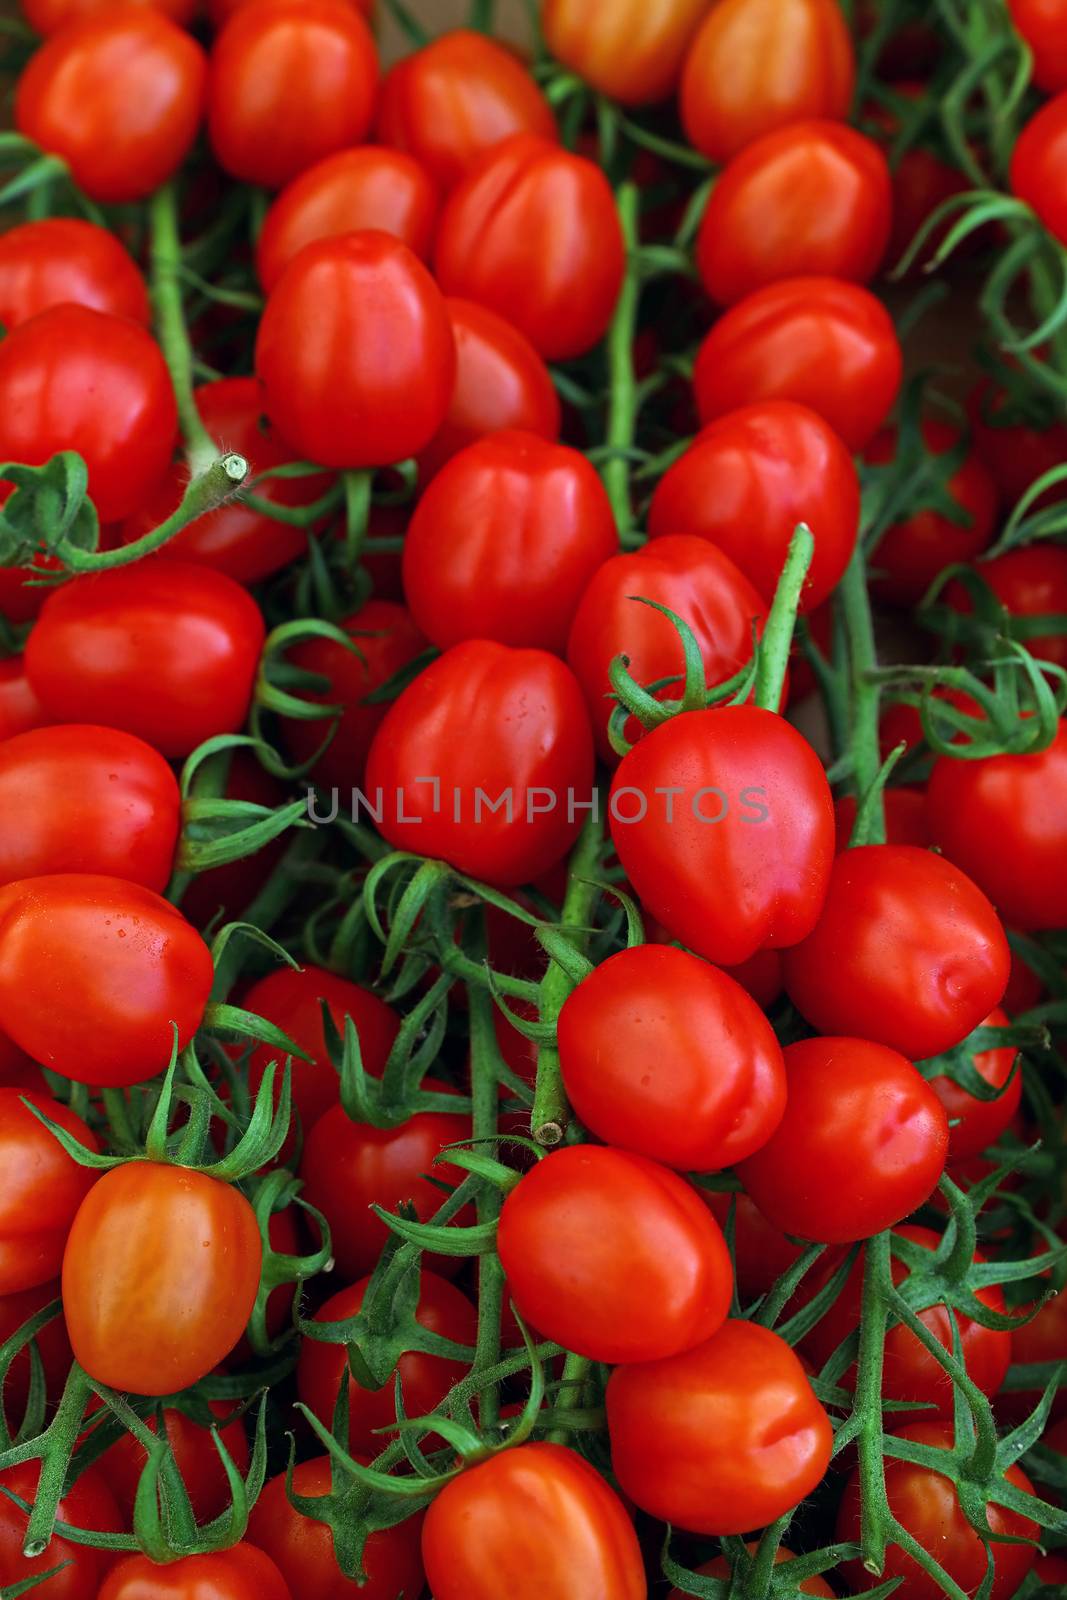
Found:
0,1459 -> 122,1600
542,0 -> 709,106
0,1088 -> 98,1294
927,1006 -> 1022,1163
0,219 -> 149,330
94,1400 -> 250,1522
948,544 -> 1067,673
833,787 -> 929,850
669,1549 -> 833,1600
1009,0 -> 1067,92
98,1548 -> 293,1600
1012,90 -> 1067,248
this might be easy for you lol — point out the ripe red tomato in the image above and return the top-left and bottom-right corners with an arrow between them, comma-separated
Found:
669,1548 -> 833,1600
705,1189 -> 804,1302
948,544 -> 1067,673
435,135 -> 625,360
365,640 -> 594,888
0,1088 -> 98,1294
255,147 -> 439,293
376,29 -> 556,191
648,401 -> 860,611
927,1006 -> 1022,1162
0,219 -> 149,330
63,1161 -> 262,1395
737,1036 -> 949,1242
24,0 -> 197,27
1012,90 -> 1067,246
1007,1282 -> 1067,1424
1009,0 -> 1067,91
607,1319 -> 833,1533
16,9 -> 206,203
542,0 -> 708,105
783,845 -> 1010,1059
98,1548 -> 292,1600
680,0 -> 854,162
967,375 -> 1067,508
0,658 -> 48,743
0,1459 -> 122,1600
25,563 -> 265,759
558,945 -> 786,1170
0,304 -> 176,524
693,277 -> 903,453
207,0 -> 378,188
256,231 -> 455,469
0,875 -> 213,1086
96,1400 -> 250,1522
0,1281 -> 72,1430
421,1443 -> 646,1600
833,787 -> 929,850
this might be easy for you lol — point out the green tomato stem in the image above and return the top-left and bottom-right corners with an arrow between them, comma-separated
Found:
149,181 -> 222,477
58,454 -> 248,573
545,1351 -> 593,1448
855,1229 -> 892,1576
839,542 -> 886,843
601,184 -> 642,538
753,522 -> 815,712
467,969 -> 505,1430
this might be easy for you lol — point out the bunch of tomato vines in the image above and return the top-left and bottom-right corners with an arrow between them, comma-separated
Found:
2,0 -> 1067,1596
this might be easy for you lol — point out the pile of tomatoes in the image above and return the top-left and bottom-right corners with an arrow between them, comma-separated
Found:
1,0 -> 1067,1596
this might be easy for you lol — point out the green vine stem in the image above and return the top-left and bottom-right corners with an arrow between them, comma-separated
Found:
149,182 -> 223,477
601,183 -> 641,538
753,523 -> 815,712
466,962 -> 506,1429
59,454 -> 249,573
838,542 -> 886,843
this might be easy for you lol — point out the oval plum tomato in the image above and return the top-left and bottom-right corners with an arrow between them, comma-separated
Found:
648,401 -> 860,611
705,1189 -> 805,1302
278,599 -> 428,789
0,1089 -> 98,1294
297,1270 -> 477,1450
418,299 -> 562,482
609,705 -> 834,966
207,0 -> 378,188
435,134 -> 625,361
402,431 -> 618,654
680,0 -> 854,163
783,845 -> 1010,1059
255,147 -> 439,293
837,1420 -> 1038,1600
1009,0 -> 1067,91
96,1401 -> 250,1522
62,1161 -> 262,1395
421,1442 -> 645,1600
1012,91 -> 1067,247
22,0 -> 196,29
0,305 -> 177,523
607,1319 -> 833,1534
255,231 -> 455,469
926,721 -> 1067,931
543,0 -> 708,106
299,1086 -> 472,1279
950,544 -> 1067,673
497,1146 -> 733,1362
0,726 -> 179,893
737,1036 -> 948,1242
0,1281 -> 72,1431
669,1549 -> 833,1600
833,787 -> 929,850
697,122 -> 891,305
248,1457 -> 425,1600
25,563 -> 265,759
376,29 -> 556,191
693,277 -> 903,453
927,1007 -> 1022,1163
98,1547 -> 292,1600
0,1459 -> 122,1600
365,641 -> 594,888
0,875 -> 213,1086
0,219 -> 149,329
0,660 -> 47,745
16,8 -> 206,203
567,535 -> 767,761
558,945 -> 786,1170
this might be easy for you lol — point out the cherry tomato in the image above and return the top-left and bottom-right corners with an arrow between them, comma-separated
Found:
25,563 -> 265,759
22,0 -> 196,31
207,0 -> 378,188
16,9 -> 206,203
737,1036 -> 948,1242
0,1280 -> 72,1431
377,29 -> 556,190
255,231 -> 455,469
693,277 -> 903,453
927,1006 -> 1022,1163
543,0 -> 708,105
783,845 -> 1010,1059
435,134 -> 624,361
967,375 -> 1067,509
1007,1281 -> 1067,1425
607,1318 -> 833,1534
0,1459 -> 122,1600
1012,91 -> 1067,247
422,1442 -> 645,1600
0,658 -> 47,744
96,1400 -> 250,1522
0,305 -> 176,524
98,1547 -> 292,1600
948,544 -> 1067,673
1009,0 -> 1067,91
648,400 -> 860,611
0,1088 -> 98,1294
0,219 -> 148,330
833,787 -> 929,850
705,1189 -> 805,1302
680,0 -> 854,162
669,1548 -> 833,1600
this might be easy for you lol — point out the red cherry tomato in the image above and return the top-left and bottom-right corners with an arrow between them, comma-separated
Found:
967,374 -> 1067,509
1012,90 -> 1067,247
377,29 -> 556,191
0,219 -> 149,330
607,1318 -> 833,1534
949,544 -> 1067,673
0,1089 -> 98,1294
542,0 -> 708,106
927,1006 -> 1022,1163
669,1548 -> 833,1600
207,0 -> 378,188
737,1036 -> 949,1243
693,277 -> 903,453
435,134 -> 625,361
24,0 -> 196,27
1009,0 -> 1067,91
0,1280 -> 72,1430
98,1547 -> 292,1600
96,1400 -> 250,1522
0,658 -> 48,744
16,9 -> 206,203
0,1459 -> 122,1600
833,787 -> 929,850
705,1189 -> 805,1302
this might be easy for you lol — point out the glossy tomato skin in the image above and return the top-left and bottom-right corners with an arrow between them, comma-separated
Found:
403,431 -> 618,654
648,401 -> 860,611
365,641 -> 594,888
928,1007 -> 1022,1163
62,1162 -> 262,1395
609,705 -> 835,966
16,9 -> 206,202
738,1037 -> 949,1243
255,231 -> 455,470
693,277 -> 903,453
98,1547 -> 293,1600
607,1319 -> 833,1534
543,0 -> 708,105
681,0 -> 854,162
0,305 -> 176,524
1009,0 -> 1067,90
0,219 -> 149,329
833,787 -> 929,850
0,659 -> 48,744
0,875 -> 213,1086
783,845 -> 1010,1059
25,563 -> 265,759
435,135 -> 625,361
0,1459 -> 122,1600
567,535 -> 766,761
376,29 -> 556,191
697,121 -> 891,305
558,945 -> 786,1170
0,726 -> 179,893
23,0 -> 197,30
0,1089 -> 98,1294
422,1442 -> 646,1600
97,1401 -> 250,1522
208,0 -> 378,188
1012,91 -> 1067,247
955,544 -> 1067,672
